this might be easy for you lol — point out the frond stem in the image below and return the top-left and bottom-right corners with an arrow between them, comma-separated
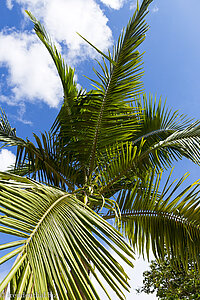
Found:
132,128 -> 172,145
103,210 -> 200,231
88,76 -> 113,176
25,194 -> 67,247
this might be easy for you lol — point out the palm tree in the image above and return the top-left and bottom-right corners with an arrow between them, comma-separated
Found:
1,0 -> 200,299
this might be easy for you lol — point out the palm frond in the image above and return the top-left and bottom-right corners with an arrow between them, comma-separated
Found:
15,131 -> 79,190
106,169 -> 200,267
26,11 -> 78,119
0,108 -> 25,148
0,173 -> 134,300
53,89 -> 141,175
94,140 -> 145,197
26,11 -> 87,156
78,0 -> 153,175
26,2 -> 153,176
133,94 -> 192,145
0,109 -> 80,190
141,121 -> 200,169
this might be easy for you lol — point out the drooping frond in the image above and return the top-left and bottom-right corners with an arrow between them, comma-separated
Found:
0,173 -> 134,300
14,132 -> 78,190
128,94 -> 198,168
140,121 -> 200,169
0,110 -> 78,190
92,118 -> 200,197
0,108 -> 25,148
107,169 -> 200,268
133,94 -> 192,145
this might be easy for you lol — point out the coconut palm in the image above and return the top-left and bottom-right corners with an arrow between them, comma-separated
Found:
1,0 -> 200,299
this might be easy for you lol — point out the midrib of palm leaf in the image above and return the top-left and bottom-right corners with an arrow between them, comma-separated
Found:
132,94 -> 193,147
26,11 -> 79,143
2,194 -> 69,290
132,128 -> 172,145
88,75 -> 113,175
87,1 -> 152,176
0,174 -> 134,299
102,170 -> 200,265
104,209 -> 200,226
139,121 -> 200,166
99,123 -> 200,196
25,194 -> 67,246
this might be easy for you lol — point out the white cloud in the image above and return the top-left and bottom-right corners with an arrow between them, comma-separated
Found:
12,0 -> 113,63
1,0 -> 114,108
152,5 -> 159,13
16,103 -> 32,125
0,149 -> 16,171
0,30 -> 62,107
100,0 -> 125,10
6,0 -> 13,10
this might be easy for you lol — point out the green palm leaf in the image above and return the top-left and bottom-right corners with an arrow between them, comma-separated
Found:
94,140 -> 145,197
0,173 -> 134,299
1,1 -> 200,298
25,10 -> 78,119
133,94 -> 192,145
142,121 -> 200,169
0,110 -> 78,190
85,0 -> 153,175
46,0 -> 152,176
107,169 -> 200,266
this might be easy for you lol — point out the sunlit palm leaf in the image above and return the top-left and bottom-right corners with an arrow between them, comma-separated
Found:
47,1 -> 152,176
0,173 -> 134,300
26,10 -> 78,119
25,11 -> 88,165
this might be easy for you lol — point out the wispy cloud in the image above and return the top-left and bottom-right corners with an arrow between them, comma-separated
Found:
6,0 -> 13,10
16,103 -> 33,125
100,0 -> 125,10
152,5 -> 159,13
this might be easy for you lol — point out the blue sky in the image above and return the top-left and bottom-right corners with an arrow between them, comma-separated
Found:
0,0 -> 200,298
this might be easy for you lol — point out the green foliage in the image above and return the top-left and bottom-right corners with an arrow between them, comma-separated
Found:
0,173 -> 133,300
0,0 -> 200,299
137,253 -> 200,299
